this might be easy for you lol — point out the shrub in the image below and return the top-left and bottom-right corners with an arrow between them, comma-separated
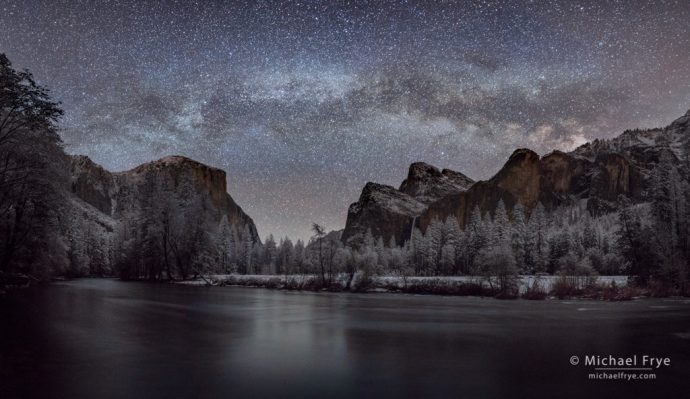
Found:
550,276 -> 582,299
522,279 -> 547,300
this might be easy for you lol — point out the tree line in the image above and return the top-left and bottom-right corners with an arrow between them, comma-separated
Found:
1,52 -> 688,295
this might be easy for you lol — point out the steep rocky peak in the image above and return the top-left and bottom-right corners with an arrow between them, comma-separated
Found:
406,162 -> 442,180
399,161 -> 474,204
357,182 -> 425,213
507,148 -> 540,163
362,182 -> 406,201
491,148 -> 540,182
343,181 -> 426,246
489,148 -> 541,209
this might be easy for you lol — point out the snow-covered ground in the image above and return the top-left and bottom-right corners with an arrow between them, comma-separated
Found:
376,275 -> 628,293
178,274 -> 629,294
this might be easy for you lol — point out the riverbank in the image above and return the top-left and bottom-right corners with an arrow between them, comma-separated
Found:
176,273 -> 646,300
0,272 -> 40,295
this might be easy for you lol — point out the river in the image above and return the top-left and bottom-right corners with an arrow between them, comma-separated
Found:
1,279 -> 689,398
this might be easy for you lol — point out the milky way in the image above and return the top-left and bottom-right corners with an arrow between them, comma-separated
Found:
1,0 -> 689,240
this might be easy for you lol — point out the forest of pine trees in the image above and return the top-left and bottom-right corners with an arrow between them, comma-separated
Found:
197,149 -> 689,294
115,160 -> 688,295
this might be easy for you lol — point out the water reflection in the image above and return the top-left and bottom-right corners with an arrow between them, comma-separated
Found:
1,280 -> 689,399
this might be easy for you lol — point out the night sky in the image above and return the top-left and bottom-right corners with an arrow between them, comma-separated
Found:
1,0 -> 689,240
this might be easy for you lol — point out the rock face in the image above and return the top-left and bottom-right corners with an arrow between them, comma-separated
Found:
68,155 -> 259,242
342,182 -> 427,246
399,162 -> 474,204
344,108 -> 690,243
420,149 -> 539,229
419,149 -> 635,229
70,155 -> 116,215
573,108 -> 690,189
342,164 -> 472,246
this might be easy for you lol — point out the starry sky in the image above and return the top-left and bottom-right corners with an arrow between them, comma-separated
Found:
1,0 -> 689,241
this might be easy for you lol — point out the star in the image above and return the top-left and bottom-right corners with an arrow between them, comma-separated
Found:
0,0 -> 688,241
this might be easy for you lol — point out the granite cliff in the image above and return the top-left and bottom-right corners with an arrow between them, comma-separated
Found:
342,108 -> 690,245
70,155 -> 258,239
63,155 -> 259,275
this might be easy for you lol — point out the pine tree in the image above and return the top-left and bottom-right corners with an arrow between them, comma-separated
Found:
528,202 -> 548,273
293,239 -> 306,274
217,216 -> 232,273
511,203 -> 528,273
493,199 -> 510,244
616,196 -> 659,283
410,227 -> 426,275
277,237 -> 294,275
264,234 -> 277,273
444,216 -> 462,274
547,230 -> 570,274
311,223 -> 327,284
229,225 -> 239,270
582,215 -> 597,250
466,206 -> 487,273
650,151 -> 685,279
425,219 -> 443,275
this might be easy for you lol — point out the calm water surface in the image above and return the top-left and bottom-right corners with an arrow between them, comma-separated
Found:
1,279 -> 689,399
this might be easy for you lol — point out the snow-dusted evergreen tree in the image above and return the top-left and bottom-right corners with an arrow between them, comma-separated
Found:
581,215 -> 598,251
228,225 -> 239,272
466,206 -> 488,273
492,199 -> 510,244
375,236 -> 389,271
424,218 -> 443,275
409,227 -> 426,275
444,216 -> 462,274
527,202 -> 548,273
216,216 -> 233,273
241,224 -> 254,274
311,223 -> 327,283
293,239 -> 307,274
510,203 -> 529,273
332,246 -> 356,288
263,234 -> 277,274
276,237 -> 294,275
616,196 -> 659,282
547,230 -> 570,274
650,151 -> 686,278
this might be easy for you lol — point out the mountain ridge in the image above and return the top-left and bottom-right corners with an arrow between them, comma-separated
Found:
342,108 -> 690,246
69,154 -> 259,241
